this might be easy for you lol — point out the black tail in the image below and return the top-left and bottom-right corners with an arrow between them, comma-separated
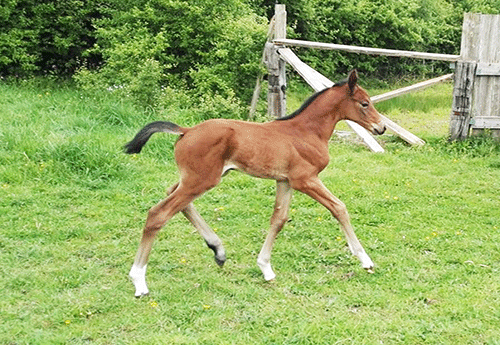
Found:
124,121 -> 183,154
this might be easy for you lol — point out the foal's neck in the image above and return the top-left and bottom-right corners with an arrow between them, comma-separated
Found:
294,89 -> 344,143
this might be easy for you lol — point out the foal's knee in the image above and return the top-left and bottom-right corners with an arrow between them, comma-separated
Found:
330,200 -> 349,220
273,214 -> 288,228
144,209 -> 166,233
271,208 -> 289,228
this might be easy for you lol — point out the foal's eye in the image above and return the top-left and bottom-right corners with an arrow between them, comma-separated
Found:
361,101 -> 369,109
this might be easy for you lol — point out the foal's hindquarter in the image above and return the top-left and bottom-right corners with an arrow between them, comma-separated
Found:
128,72 -> 384,297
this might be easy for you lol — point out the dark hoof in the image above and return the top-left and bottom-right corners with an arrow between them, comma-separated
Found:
215,254 -> 226,267
206,241 -> 226,267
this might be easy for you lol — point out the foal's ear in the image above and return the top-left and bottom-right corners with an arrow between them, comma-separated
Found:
348,69 -> 358,93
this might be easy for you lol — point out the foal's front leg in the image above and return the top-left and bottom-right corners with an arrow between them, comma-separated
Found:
257,180 -> 293,280
294,177 -> 375,271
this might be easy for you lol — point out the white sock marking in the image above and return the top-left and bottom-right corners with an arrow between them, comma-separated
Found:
129,264 -> 149,297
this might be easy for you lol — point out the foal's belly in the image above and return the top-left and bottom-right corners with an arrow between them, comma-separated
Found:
223,160 -> 288,181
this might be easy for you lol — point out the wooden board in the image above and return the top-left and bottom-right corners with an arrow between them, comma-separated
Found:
472,116 -> 500,128
476,62 -> 500,76
371,74 -> 452,104
274,38 -> 460,62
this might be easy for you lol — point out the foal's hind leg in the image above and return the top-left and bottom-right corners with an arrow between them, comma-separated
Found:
181,203 -> 226,266
165,183 -> 226,267
257,181 -> 293,281
129,183 -> 204,297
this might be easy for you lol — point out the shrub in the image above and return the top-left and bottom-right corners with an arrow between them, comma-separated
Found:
74,0 -> 268,107
0,0 -> 101,76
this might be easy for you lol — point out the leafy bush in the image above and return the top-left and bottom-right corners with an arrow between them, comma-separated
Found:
0,0 -> 101,76
74,0 -> 268,107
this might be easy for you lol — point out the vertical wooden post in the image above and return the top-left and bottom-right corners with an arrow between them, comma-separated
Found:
266,4 -> 287,119
449,61 -> 477,140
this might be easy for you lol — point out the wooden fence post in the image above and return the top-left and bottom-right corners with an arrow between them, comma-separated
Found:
266,4 -> 287,118
449,61 -> 477,140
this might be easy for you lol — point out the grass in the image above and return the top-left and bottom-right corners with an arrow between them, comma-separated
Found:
1,78 -> 500,344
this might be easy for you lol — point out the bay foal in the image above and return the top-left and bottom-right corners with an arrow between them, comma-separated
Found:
125,70 -> 386,297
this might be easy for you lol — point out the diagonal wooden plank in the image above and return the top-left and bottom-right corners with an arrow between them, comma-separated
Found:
371,74 -> 452,104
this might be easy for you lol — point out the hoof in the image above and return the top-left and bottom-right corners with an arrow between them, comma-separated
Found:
215,254 -> 226,267
206,241 -> 226,267
365,267 -> 375,274
135,291 -> 149,298
263,272 -> 276,281
257,259 -> 276,281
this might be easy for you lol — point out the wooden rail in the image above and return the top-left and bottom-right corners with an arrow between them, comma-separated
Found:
371,74 -> 453,103
274,39 -> 461,62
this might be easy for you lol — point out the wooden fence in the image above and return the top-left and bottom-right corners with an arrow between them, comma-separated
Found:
450,13 -> 500,139
265,5 -> 500,149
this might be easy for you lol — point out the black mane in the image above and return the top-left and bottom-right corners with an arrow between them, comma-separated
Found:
276,80 -> 348,121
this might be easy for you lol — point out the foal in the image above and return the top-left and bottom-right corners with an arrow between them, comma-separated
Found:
125,70 -> 386,297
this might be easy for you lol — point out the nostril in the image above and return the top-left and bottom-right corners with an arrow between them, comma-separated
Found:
373,126 -> 386,135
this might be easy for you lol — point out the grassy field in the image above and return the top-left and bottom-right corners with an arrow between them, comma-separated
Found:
1,78 -> 500,344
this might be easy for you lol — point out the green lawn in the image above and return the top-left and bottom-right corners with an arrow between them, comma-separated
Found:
1,79 -> 500,344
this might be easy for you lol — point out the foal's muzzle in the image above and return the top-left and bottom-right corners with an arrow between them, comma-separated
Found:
371,123 -> 386,135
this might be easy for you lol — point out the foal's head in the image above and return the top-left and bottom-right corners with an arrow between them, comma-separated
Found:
338,70 -> 386,135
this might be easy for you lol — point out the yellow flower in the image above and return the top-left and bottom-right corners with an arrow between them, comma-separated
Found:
393,196 -> 399,200
150,301 -> 158,308
456,231 -> 462,235
180,257 -> 187,264
432,231 -> 438,237
336,236 -> 342,241
64,320 -> 71,325
203,304 -> 211,310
